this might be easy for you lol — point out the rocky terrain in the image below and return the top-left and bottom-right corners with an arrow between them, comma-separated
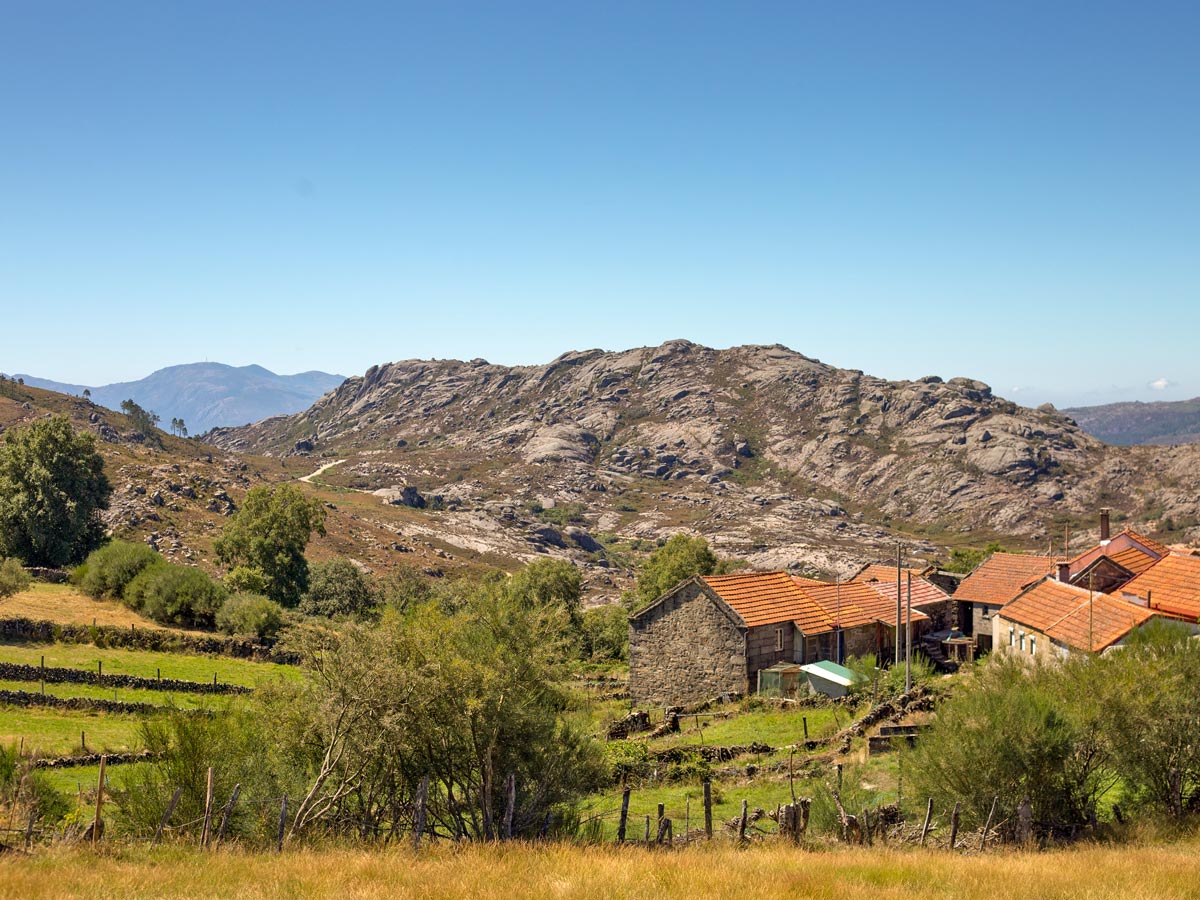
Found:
1065,397 -> 1200,446
203,341 -> 1200,599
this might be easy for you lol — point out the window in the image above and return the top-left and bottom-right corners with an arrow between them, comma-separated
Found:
1009,626 -> 1015,647
775,627 -> 784,651
1019,631 -> 1026,652
1030,635 -> 1037,655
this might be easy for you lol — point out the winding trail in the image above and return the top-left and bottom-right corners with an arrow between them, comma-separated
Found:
299,459 -> 347,483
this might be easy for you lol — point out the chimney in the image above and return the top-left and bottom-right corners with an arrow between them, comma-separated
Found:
1057,562 -> 1071,583
1100,508 -> 1111,543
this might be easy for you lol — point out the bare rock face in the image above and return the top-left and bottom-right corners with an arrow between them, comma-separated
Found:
205,340 -> 1200,594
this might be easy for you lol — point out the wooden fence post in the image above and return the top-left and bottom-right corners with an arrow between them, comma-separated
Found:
738,799 -> 749,843
861,807 -> 870,846
1017,795 -> 1033,847
153,788 -> 184,846
949,801 -> 961,850
703,781 -> 713,840
981,796 -> 999,851
91,755 -> 107,846
216,783 -> 241,846
277,795 -> 288,853
200,767 -> 215,849
25,807 -> 36,850
685,795 -> 691,844
802,717 -> 808,740
617,787 -> 631,843
920,798 -> 934,846
643,815 -> 650,843
656,802 -> 664,842
502,773 -> 516,840
413,777 -> 429,850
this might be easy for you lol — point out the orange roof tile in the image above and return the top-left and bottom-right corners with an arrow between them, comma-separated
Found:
1106,546 -> 1159,576
1116,553 -> 1200,622
955,553 -> 1061,606
1067,527 -> 1168,577
1000,578 -> 1153,651
851,563 -> 932,584
797,581 -> 930,630
702,572 -> 824,629
863,577 -> 952,610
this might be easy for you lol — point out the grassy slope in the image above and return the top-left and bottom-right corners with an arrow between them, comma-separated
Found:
0,643 -> 300,688
3,841 -> 1198,900
0,582 -> 206,632
0,707 -> 143,756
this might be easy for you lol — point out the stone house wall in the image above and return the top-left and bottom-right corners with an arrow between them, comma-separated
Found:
745,623 -> 795,688
628,581 -> 747,706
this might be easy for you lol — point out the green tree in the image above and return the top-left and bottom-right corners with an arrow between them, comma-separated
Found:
0,557 -> 32,600
214,484 -> 327,606
119,398 -> 162,444
299,557 -> 379,620
216,593 -> 286,640
632,533 -> 718,609
0,415 -> 112,566
503,558 -> 582,628
943,542 -> 1007,574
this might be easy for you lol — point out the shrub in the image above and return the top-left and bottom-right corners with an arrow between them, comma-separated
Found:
216,593 -> 285,640
580,604 -> 629,661
77,540 -> 161,600
0,557 -> 32,599
298,558 -> 378,619
224,566 -> 269,595
125,563 -> 228,628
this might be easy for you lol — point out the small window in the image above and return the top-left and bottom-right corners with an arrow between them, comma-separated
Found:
1009,626 -> 1015,647
1019,631 -> 1026,651
981,605 -> 989,617
775,627 -> 784,651
1030,635 -> 1037,655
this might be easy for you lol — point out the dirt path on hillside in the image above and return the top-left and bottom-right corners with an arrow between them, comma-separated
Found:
299,459 -> 347,483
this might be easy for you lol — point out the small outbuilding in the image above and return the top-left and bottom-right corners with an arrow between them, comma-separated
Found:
800,661 -> 866,699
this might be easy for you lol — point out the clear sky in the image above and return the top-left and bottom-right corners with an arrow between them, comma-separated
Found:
2,1 -> 1197,407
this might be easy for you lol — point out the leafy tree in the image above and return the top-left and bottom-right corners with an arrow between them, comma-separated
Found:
119,398 -> 162,444
82,388 -> 91,402
77,540 -> 161,600
0,415 -> 112,566
632,533 -> 718,609
124,562 -> 228,628
502,558 -> 583,633
299,557 -> 379,620
223,565 -> 270,595
943,542 -> 1007,574
579,604 -> 629,661
0,557 -> 32,600
216,593 -> 286,640
214,484 -> 327,606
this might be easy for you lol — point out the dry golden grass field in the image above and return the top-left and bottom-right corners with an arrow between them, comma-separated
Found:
2,839 -> 1199,900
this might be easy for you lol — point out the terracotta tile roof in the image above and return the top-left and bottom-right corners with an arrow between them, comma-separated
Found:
701,572 -> 823,629
863,577 -> 952,610
1000,578 -> 1153,651
955,553 -> 1061,606
1068,528 -> 1168,578
797,581 -> 930,630
851,563 -> 932,584
1116,553 -> 1200,622
1106,546 -> 1159,576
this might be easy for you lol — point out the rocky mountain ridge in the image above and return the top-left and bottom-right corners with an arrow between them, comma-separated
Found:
16,363 -> 345,434
1064,397 -> 1200,446
206,341 -> 1200,591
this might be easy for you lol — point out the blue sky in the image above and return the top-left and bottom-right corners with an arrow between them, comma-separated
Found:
1,1 -> 1197,407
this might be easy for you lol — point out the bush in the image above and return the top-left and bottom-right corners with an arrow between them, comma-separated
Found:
579,604 -> 629,661
125,563 -> 228,628
216,593 -> 285,640
298,558 -> 378,620
0,557 -> 32,599
77,540 -> 161,600
224,566 -> 269,596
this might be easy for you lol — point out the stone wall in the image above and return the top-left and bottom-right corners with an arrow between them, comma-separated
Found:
629,581 -> 747,706
746,623 -> 794,687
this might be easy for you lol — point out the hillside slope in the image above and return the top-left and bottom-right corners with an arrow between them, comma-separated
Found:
207,341 -> 1200,589
1065,397 -> 1200,446
17,363 -> 345,433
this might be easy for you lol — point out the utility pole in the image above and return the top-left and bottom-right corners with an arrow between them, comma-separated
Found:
895,544 -> 903,666
835,575 -> 843,664
1088,572 -> 1095,653
905,571 -> 913,692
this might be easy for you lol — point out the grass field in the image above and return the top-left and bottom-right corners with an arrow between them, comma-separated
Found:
0,582 -> 193,631
3,839 -> 1198,900
0,678 -> 227,710
0,643 -> 300,688
0,707 -> 144,756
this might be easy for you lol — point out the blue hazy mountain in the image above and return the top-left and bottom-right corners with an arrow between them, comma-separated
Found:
17,363 -> 345,434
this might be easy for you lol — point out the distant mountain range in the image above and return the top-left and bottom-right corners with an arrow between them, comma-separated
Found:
16,363 -> 345,433
1064,398 -> 1200,446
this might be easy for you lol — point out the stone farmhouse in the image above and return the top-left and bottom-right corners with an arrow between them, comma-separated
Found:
628,570 -> 949,705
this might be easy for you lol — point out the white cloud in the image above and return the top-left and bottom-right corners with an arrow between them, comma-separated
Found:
1150,377 -> 1171,391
